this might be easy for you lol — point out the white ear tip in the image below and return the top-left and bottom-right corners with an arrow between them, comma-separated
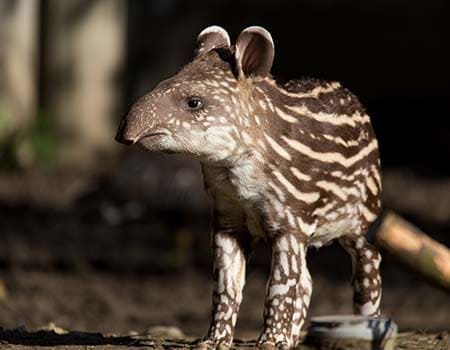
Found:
241,26 -> 274,47
198,25 -> 231,45
199,25 -> 227,36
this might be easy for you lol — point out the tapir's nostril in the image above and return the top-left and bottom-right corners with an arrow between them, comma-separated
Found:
115,133 -> 134,145
115,119 -> 135,146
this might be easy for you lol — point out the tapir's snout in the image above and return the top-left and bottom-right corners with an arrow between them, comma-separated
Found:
115,118 -> 135,145
115,89 -> 164,146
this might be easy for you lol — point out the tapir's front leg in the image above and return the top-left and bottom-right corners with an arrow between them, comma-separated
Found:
258,234 -> 312,350
197,212 -> 252,349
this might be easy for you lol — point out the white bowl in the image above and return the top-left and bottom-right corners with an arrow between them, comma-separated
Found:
306,315 -> 398,350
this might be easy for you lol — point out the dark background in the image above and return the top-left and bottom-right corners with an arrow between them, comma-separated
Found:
126,0 -> 450,174
0,0 -> 449,339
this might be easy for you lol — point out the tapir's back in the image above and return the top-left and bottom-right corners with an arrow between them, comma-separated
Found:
249,77 -> 382,244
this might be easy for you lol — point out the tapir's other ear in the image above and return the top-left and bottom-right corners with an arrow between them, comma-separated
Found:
194,25 -> 230,57
235,26 -> 274,79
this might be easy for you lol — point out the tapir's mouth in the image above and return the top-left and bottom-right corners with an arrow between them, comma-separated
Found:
135,130 -> 170,143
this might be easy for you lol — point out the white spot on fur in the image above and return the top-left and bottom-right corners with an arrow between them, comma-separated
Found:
241,131 -> 253,145
280,252 -> 289,275
274,267 -> 281,281
363,278 -> 370,288
268,278 -> 296,297
290,236 -> 299,254
291,255 -> 298,273
277,236 -> 290,251
356,237 -> 365,249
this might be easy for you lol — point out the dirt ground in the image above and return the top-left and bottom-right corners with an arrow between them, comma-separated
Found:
0,329 -> 448,350
0,272 -> 449,349
0,165 -> 449,349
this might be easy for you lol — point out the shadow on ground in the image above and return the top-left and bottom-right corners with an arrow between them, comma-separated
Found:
0,328 -> 143,347
0,328 -> 448,350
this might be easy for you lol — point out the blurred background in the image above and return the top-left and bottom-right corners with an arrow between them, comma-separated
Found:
0,0 -> 449,339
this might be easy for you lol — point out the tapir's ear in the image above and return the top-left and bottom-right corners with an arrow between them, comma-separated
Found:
235,26 -> 274,79
194,25 -> 230,57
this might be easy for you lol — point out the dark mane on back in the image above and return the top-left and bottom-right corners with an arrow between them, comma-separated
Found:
271,75 -> 368,116
273,76 -> 332,94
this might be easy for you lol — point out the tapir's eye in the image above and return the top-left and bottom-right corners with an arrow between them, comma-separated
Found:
187,97 -> 203,110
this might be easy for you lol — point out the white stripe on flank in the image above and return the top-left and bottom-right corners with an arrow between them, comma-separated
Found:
274,107 -> 298,123
360,205 -> 377,222
264,134 -> 292,161
282,136 -> 378,167
267,80 -> 341,98
365,176 -> 379,195
323,134 -> 359,147
273,170 -> 320,203
313,202 -> 336,217
370,165 -> 382,188
330,168 -> 368,182
285,104 -> 370,127
286,105 -> 348,127
316,180 -> 348,201
290,167 -> 312,181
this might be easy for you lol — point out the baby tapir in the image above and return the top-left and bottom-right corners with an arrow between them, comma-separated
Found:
116,26 -> 383,350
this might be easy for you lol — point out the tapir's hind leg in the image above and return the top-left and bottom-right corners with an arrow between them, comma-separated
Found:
339,233 -> 382,316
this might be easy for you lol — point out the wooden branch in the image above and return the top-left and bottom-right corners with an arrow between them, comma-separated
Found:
372,211 -> 450,292
0,277 -> 7,301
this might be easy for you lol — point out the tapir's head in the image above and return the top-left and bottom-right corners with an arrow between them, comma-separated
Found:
115,26 -> 274,163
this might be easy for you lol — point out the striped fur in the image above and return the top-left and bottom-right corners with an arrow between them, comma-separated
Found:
116,26 -> 383,350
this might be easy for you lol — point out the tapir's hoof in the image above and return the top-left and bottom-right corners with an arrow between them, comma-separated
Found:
257,341 -> 291,350
257,342 -> 275,350
195,339 -> 231,350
